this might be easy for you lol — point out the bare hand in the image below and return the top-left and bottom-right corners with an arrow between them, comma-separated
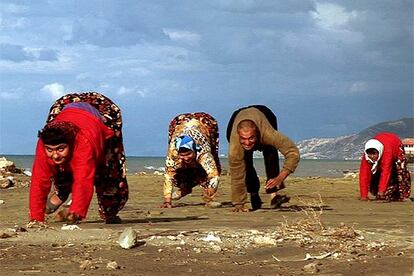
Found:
27,220 -> 47,228
55,208 -> 80,224
265,170 -> 290,191
265,177 -> 283,191
160,201 -> 172,208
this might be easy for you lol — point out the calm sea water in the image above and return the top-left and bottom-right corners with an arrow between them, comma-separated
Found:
4,155 -> 364,178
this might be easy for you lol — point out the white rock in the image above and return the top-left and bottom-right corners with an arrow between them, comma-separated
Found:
23,170 -> 32,176
201,232 -> 221,242
61,224 -> 81,231
0,200 -> 4,204
118,227 -> 139,249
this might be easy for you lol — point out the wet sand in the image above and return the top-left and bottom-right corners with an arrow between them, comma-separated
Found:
0,174 -> 413,275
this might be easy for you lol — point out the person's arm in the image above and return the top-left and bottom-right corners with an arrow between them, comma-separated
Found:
161,144 -> 177,208
198,152 -> 220,199
29,140 -> 55,222
68,138 -> 96,220
228,143 -> 248,211
359,155 -> 371,200
262,128 -> 300,191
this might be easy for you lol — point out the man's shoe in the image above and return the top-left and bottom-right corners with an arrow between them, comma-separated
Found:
250,193 -> 262,210
270,195 -> 290,209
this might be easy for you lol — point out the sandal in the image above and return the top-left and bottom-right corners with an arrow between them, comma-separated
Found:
45,194 -> 65,214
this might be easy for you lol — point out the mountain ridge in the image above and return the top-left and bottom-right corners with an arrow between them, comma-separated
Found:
297,118 -> 414,160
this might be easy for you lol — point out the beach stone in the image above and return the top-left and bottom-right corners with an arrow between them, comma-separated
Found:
210,244 -> 222,253
79,260 -> 95,271
303,263 -> 319,273
0,157 -> 15,172
118,227 -> 145,249
0,176 -> 15,189
253,236 -> 277,246
106,261 -> 120,270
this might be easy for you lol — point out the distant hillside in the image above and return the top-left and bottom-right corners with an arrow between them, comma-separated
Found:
297,118 -> 414,160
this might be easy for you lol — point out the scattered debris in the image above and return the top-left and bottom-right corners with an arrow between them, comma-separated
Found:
303,262 -> 319,274
253,236 -> 277,246
0,231 -> 16,239
61,224 -> 82,231
304,252 -> 332,260
79,260 -> 96,271
106,261 -> 120,270
0,176 -> 15,189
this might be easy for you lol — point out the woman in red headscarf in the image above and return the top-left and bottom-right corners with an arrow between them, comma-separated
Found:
29,92 -> 129,224
359,132 -> 411,201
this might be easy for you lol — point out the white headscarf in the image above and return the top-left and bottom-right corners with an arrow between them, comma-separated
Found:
364,139 -> 384,174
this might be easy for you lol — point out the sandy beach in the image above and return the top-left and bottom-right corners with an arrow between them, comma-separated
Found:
0,173 -> 413,275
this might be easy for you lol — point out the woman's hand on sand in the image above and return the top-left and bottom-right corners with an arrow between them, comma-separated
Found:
160,197 -> 172,208
55,208 -> 80,224
26,220 -> 47,228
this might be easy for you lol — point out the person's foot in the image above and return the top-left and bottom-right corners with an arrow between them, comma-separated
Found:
270,195 -> 290,209
105,215 -> 122,224
250,193 -> 262,210
45,194 -> 64,214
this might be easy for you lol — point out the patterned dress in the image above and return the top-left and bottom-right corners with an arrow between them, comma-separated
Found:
47,92 -> 129,219
164,112 -> 221,201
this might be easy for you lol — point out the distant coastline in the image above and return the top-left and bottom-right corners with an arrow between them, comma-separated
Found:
2,154 -> 363,178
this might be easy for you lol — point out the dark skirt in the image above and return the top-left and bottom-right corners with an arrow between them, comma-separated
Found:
370,145 -> 411,201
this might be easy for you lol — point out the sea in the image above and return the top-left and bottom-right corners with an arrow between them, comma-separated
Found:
3,155 -> 366,178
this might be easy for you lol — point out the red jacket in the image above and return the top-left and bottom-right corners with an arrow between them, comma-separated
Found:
359,132 -> 402,198
29,108 -> 113,221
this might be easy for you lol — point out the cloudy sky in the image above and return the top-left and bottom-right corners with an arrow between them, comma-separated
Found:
0,0 -> 412,156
